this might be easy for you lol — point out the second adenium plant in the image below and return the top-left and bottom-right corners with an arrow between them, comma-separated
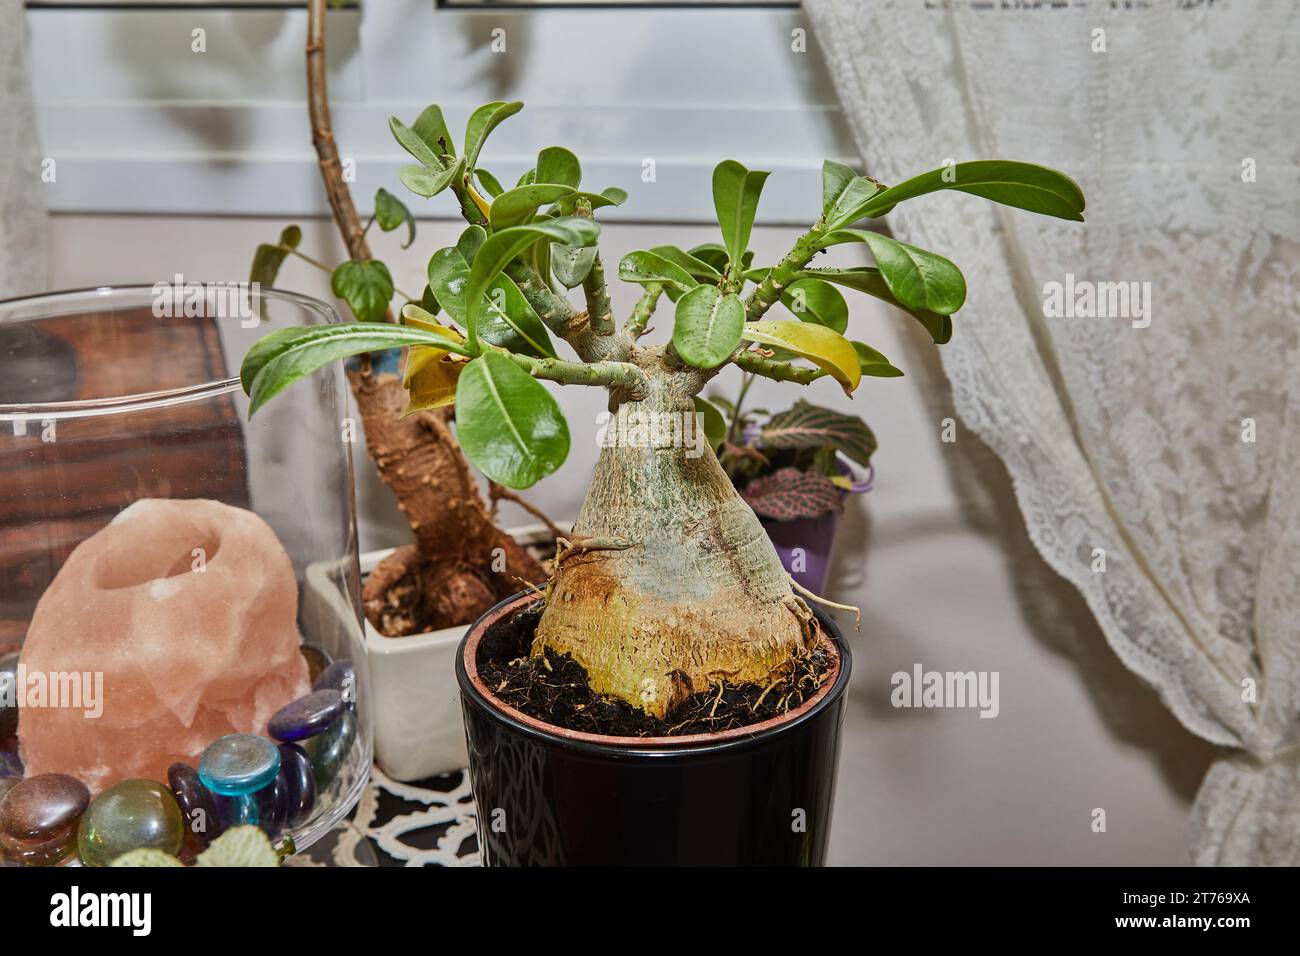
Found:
243,100 -> 1084,715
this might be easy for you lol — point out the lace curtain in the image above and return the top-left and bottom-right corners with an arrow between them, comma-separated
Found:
806,0 -> 1300,865
1,0 -> 48,296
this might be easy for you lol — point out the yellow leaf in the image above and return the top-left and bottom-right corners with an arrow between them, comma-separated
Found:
403,344 -> 467,414
400,303 -> 465,342
740,320 -> 862,394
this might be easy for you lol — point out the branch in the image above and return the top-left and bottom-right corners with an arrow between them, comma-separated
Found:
503,351 -> 648,396
488,483 -> 566,542
306,0 -> 377,279
574,203 -> 614,335
732,349 -> 825,385
744,226 -> 824,323
504,262 -> 578,335
625,283 -> 663,338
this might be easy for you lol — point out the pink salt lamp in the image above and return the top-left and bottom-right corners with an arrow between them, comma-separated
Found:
18,499 -> 310,792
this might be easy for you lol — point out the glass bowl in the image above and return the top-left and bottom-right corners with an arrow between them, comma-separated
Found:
0,285 -> 371,864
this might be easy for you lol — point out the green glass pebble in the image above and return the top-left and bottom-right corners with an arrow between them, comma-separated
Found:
305,709 -> 356,790
77,779 -> 185,868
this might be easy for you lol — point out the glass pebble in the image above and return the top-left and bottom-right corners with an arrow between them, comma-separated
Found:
77,779 -> 184,867
254,774 -> 286,839
198,734 -> 281,796
0,772 -> 90,840
313,659 -> 357,710
306,709 -> 356,789
277,743 -> 316,828
167,762 -> 222,848
268,689 -> 344,743
0,825 -> 77,866
0,654 -> 17,738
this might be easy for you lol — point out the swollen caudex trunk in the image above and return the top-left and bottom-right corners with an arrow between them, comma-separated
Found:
533,349 -> 814,717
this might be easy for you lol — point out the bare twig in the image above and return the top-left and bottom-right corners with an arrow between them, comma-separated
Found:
489,483 -> 567,542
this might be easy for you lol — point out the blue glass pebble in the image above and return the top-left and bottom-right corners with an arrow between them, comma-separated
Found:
306,709 -> 356,789
167,762 -> 222,847
313,660 -> 356,709
277,743 -> 316,828
198,734 -> 281,797
268,689 -> 344,743
254,774 -> 286,840
0,748 -> 21,781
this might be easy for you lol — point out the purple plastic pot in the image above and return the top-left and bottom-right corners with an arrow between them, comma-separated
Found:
751,457 -> 874,595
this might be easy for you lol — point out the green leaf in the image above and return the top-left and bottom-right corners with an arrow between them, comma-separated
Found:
194,826 -> 281,868
241,322 -> 472,415
841,160 -> 1086,224
801,266 -> 953,344
689,243 -> 730,274
672,284 -> 745,369
389,114 -> 446,171
411,104 -> 455,163
648,245 -> 721,282
475,168 -> 504,197
618,250 -> 700,294
279,225 -> 302,250
551,242 -> 597,289
489,183 -> 576,231
374,188 -> 416,249
821,160 -> 886,231
740,320 -> 861,394
550,186 -> 627,216
454,351 -> 570,489
331,260 -> 393,323
464,217 -> 599,350
852,341 -> 904,378
463,100 -> 524,170
420,284 -> 440,315
822,229 -> 966,315
111,848 -> 183,867
780,278 -> 848,333
712,159 -> 770,269
761,399 -> 877,467
399,157 -> 465,199
535,146 -> 581,188
693,396 -> 727,451
427,230 -> 557,358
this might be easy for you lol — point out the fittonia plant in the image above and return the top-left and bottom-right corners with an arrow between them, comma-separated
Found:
242,100 -> 1084,717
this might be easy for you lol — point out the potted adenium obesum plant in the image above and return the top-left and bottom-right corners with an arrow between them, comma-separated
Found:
242,98 -> 1084,865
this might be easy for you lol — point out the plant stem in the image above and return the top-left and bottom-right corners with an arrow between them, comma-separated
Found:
625,283 -> 663,338
289,247 -> 334,274
727,371 -> 756,444
503,351 -> 648,395
732,349 -> 826,385
744,226 -> 824,322
506,263 -> 578,335
574,202 -> 614,335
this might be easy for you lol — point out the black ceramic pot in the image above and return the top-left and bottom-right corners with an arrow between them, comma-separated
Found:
456,592 -> 851,866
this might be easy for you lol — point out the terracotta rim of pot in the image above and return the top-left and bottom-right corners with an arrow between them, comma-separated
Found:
459,590 -> 848,752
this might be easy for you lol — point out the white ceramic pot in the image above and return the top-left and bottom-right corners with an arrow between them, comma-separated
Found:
308,523 -> 557,782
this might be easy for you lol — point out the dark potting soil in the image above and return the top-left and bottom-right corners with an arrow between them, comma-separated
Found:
476,602 -> 835,737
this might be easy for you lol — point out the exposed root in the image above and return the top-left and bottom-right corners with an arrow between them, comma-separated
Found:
788,575 -> 862,630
